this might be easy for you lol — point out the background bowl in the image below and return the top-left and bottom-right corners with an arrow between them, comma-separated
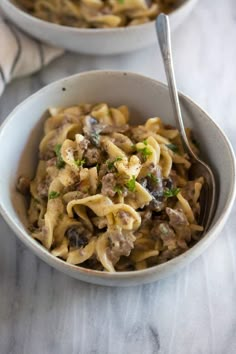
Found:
0,0 -> 198,55
0,71 -> 235,287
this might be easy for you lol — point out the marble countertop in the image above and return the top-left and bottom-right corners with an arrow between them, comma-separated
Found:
0,0 -> 236,353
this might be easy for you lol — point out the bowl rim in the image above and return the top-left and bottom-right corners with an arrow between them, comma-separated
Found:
0,70 -> 235,280
2,0 -> 198,34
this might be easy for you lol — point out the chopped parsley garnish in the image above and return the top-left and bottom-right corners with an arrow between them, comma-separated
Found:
166,143 -> 179,153
54,144 -> 65,169
147,173 -> 161,184
107,156 -> 123,170
48,191 -> 60,200
126,175 -> 136,192
74,159 -> 85,167
114,185 -> 123,195
107,161 -> 114,170
164,188 -> 180,198
143,139 -> 148,145
137,146 -> 152,161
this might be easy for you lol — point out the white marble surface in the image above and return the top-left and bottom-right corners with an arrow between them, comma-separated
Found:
0,0 -> 236,353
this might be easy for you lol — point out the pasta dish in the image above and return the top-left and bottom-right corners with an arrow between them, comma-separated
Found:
17,103 -> 204,272
14,0 -> 178,28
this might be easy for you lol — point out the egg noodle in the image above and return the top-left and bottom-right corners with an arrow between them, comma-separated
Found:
15,0 -> 178,28
17,103 -> 204,272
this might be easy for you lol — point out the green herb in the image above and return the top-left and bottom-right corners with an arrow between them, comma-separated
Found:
126,175 -> 136,192
164,188 -> 180,198
137,146 -> 152,161
107,156 -> 123,170
54,144 -> 65,169
48,191 -> 60,200
114,185 -> 123,195
147,173 -> 161,184
143,139 -> 148,145
74,159 -> 86,167
166,143 -> 179,153
117,0 -> 125,3
107,161 -> 114,170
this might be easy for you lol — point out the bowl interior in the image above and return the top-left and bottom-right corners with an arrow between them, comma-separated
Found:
0,71 -> 235,285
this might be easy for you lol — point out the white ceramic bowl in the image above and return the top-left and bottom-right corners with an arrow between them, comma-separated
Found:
0,0 -> 198,55
0,71 -> 235,287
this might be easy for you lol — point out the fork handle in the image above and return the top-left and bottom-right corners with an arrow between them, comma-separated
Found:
155,14 -> 194,156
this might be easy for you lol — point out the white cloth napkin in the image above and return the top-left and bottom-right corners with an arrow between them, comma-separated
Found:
0,15 -> 63,96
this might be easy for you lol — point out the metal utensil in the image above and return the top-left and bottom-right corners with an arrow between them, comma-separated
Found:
155,13 -> 216,231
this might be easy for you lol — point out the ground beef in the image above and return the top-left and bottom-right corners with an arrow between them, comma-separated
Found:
130,125 -> 147,143
39,146 -> 55,161
16,176 -> 31,195
151,222 -> 177,250
84,147 -> 102,166
101,173 -> 117,198
139,209 -> 152,226
166,207 -> 189,226
37,177 -> 51,199
46,157 -> 57,167
117,211 -> 131,226
98,163 -> 109,179
181,181 -> 196,203
107,229 -> 136,265
166,207 -> 191,242
157,248 -> 183,264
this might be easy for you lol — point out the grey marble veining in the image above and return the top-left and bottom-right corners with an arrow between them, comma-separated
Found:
1,0 -> 236,353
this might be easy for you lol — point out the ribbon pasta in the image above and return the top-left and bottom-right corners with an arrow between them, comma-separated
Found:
15,0 -> 178,28
19,102 -> 205,272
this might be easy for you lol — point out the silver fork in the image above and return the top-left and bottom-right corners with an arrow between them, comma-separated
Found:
155,13 -> 216,232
